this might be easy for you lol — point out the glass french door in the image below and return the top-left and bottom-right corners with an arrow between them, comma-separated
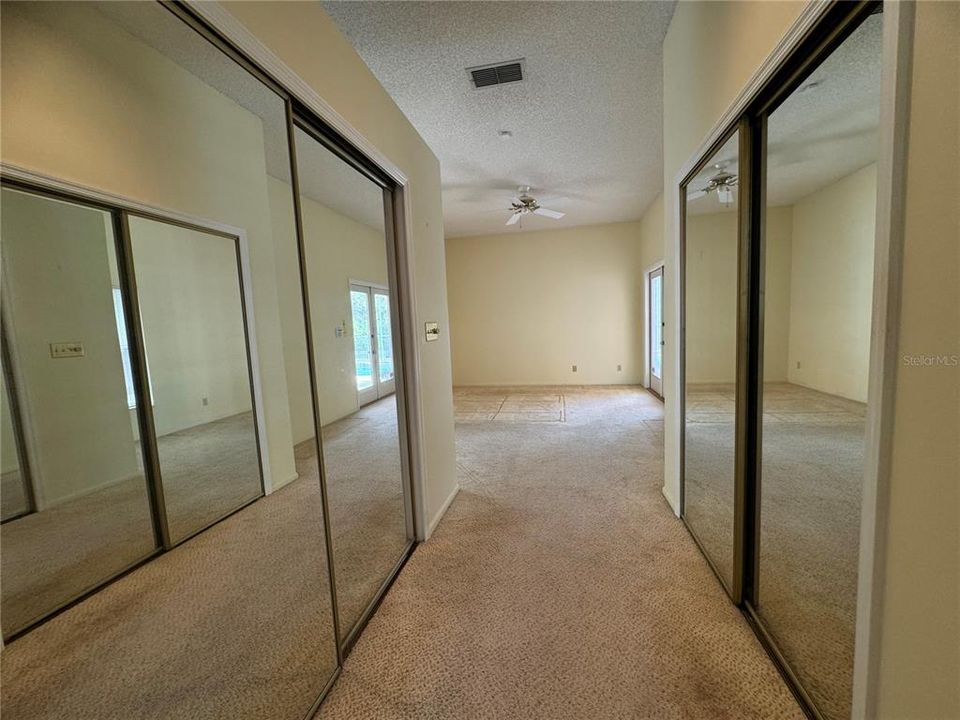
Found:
350,283 -> 395,406
649,266 -> 664,397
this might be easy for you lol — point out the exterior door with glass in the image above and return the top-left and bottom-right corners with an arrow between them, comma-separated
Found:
351,283 -> 395,406
649,266 -> 664,397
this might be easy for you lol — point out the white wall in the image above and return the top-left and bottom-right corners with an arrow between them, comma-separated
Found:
221,1 -> 457,531
684,206 -> 793,384
445,222 -> 644,386
1,188 -> 140,506
788,164 -> 877,402
269,175 -> 389,443
129,217 -> 254,437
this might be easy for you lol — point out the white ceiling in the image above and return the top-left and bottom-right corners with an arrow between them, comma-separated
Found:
687,12 -> 882,215
322,1 -> 676,237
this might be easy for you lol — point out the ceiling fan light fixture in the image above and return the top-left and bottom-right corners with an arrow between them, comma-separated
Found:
717,185 -> 734,207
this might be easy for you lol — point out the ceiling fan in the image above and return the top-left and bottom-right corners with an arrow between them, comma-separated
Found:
505,186 -> 566,226
687,164 -> 738,206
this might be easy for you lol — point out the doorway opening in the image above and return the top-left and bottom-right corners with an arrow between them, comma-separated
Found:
350,282 -> 395,406
648,266 -> 664,399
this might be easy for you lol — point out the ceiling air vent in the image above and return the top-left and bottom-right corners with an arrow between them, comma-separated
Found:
467,60 -> 524,89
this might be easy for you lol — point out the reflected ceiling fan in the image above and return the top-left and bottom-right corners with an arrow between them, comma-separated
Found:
505,186 -> 566,226
688,164 -> 738,206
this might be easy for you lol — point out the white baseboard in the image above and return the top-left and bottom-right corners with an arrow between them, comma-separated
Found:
661,485 -> 680,517
426,483 -> 460,539
269,471 -> 300,494
46,471 -> 142,508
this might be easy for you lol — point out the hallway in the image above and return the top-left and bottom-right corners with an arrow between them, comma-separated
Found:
318,387 -> 803,719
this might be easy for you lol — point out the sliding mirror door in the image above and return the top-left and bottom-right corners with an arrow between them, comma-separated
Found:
750,12 -> 882,719
1,3 -> 339,717
293,123 -> 411,646
681,130 -> 741,597
0,187 -> 157,639
126,216 -> 263,544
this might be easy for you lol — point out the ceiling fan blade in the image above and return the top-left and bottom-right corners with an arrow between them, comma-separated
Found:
533,207 -> 565,220
687,189 -> 708,200
506,212 -> 522,226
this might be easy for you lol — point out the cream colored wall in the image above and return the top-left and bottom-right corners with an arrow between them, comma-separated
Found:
221,2 -> 457,531
685,211 -> 739,384
446,222 -> 644,386
128,217 -> 254,437
1,188 -> 141,506
872,2 -> 959,717
661,0 -> 806,510
788,164 -> 877,402
639,194 -> 666,274
269,175 -> 389,442
0,1 -> 298,488
684,206 -> 792,384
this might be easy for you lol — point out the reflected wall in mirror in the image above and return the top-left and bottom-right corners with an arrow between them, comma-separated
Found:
128,216 -> 263,544
293,124 -> 410,643
755,13 -> 882,720
682,130 -> 740,593
0,187 -> 157,638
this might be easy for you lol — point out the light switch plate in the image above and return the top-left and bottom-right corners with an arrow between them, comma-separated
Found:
50,342 -> 84,358
424,322 -> 440,342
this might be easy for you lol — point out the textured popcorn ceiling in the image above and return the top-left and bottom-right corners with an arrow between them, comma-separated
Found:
322,1 -> 676,237
688,13 -> 882,216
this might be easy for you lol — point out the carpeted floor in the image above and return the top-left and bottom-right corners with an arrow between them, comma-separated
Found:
0,412 -> 262,637
0,395 -> 409,719
683,382 -> 864,720
1,386 -> 820,719
317,386 -> 804,720
302,394 -> 409,640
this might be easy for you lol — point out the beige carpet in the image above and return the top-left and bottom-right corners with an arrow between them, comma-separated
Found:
0,412 -> 262,637
317,386 -> 804,720
683,382 -> 863,720
0,396 -> 411,719
306,394 -> 410,640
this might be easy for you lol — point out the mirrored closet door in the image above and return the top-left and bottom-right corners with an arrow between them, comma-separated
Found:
751,10 -> 882,720
292,122 -> 413,649
127,215 -> 263,544
679,4 -> 883,720
681,129 -> 742,598
0,187 -> 158,638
